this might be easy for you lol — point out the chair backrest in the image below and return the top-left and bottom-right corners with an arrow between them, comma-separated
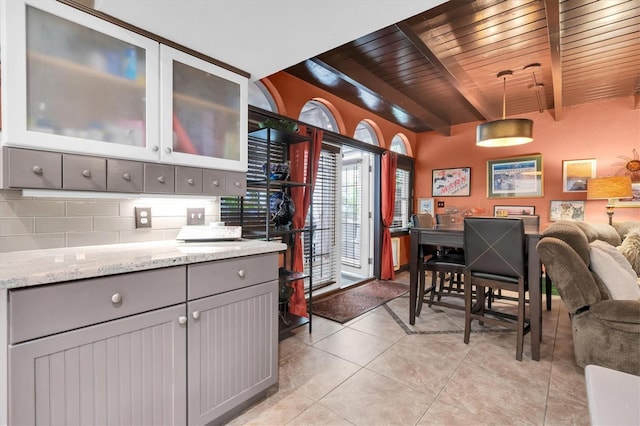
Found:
436,214 -> 453,224
464,217 -> 526,278
505,215 -> 539,231
411,213 -> 433,228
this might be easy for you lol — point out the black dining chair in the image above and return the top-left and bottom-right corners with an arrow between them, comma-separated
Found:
463,217 -> 530,360
412,214 -> 465,315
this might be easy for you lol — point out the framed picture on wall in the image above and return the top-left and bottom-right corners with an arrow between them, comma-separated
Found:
487,154 -> 543,198
549,200 -> 585,221
417,198 -> 435,215
432,167 -> 471,197
615,181 -> 640,207
562,159 -> 596,192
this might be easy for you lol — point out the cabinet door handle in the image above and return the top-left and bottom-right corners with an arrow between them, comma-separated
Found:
122,172 -> 132,181
234,181 -> 241,187
192,310 -> 200,320
152,145 -> 159,152
212,180 -> 219,187
165,147 -> 172,154
32,165 -> 43,175
111,293 -> 122,304
178,316 -> 188,325
157,176 -> 165,183
237,269 -> 245,278
187,178 -> 194,185
82,169 -> 92,178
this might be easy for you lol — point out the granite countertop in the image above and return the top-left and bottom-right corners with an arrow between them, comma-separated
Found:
0,239 -> 287,290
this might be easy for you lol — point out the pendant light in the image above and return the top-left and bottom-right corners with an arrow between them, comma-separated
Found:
476,70 -> 533,147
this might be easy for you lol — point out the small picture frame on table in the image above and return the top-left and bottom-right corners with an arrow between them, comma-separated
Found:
549,200 -> 585,221
493,205 -> 536,217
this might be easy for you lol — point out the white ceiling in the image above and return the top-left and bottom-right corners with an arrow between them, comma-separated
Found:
94,0 -> 446,80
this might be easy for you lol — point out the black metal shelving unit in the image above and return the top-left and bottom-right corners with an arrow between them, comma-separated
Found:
247,127 -> 315,338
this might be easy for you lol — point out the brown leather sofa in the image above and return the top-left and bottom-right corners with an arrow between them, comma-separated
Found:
536,220 -> 640,375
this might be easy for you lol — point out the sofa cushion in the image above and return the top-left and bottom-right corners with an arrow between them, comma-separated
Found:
613,221 -> 640,240
618,228 -> 640,276
589,240 -> 640,300
543,221 -> 591,264
589,223 -> 622,246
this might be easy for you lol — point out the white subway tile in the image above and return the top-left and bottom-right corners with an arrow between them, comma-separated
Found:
35,217 -> 93,233
67,232 -> 120,247
153,216 -> 187,229
66,201 -> 119,216
119,229 -> 166,243
0,233 -> 66,252
0,218 -> 34,235
0,202 -> 17,218
15,201 -> 66,217
94,216 -> 135,231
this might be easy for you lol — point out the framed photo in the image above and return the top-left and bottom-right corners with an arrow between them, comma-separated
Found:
549,200 -> 585,221
432,167 -> 471,197
563,159 -> 596,192
615,181 -> 640,207
417,198 -> 435,215
487,154 -> 543,198
493,205 -> 536,217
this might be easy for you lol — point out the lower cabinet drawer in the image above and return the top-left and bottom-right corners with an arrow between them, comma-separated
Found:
188,253 -> 278,300
8,266 -> 186,344
6,148 -> 62,189
62,154 -> 107,191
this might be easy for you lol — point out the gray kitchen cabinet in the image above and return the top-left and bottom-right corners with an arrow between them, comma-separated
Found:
225,170 -> 247,196
9,304 -> 188,426
107,158 -> 144,193
62,154 -> 107,191
144,163 -> 176,193
5,147 -> 62,189
175,166 -> 204,194
187,280 -> 278,425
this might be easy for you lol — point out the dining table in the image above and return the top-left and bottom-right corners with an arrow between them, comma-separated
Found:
409,222 -> 543,361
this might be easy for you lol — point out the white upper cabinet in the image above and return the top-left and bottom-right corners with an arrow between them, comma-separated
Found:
1,0 -> 248,172
1,0 -> 160,161
160,45 -> 247,172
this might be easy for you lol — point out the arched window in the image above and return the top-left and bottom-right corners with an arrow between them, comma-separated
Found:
353,120 -> 379,145
248,80 -> 276,112
298,100 -> 338,131
389,134 -> 407,154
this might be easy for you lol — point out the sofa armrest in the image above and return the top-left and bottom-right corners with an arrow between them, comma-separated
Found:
590,300 -> 640,324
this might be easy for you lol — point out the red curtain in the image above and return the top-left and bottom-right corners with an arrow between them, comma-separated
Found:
380,151 -> 397,280
287,125 -> 323,317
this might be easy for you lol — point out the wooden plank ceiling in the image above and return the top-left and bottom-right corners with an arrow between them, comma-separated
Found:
285,0 -> 640,135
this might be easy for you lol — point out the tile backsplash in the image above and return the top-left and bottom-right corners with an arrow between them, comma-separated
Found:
0,190 -> 220,252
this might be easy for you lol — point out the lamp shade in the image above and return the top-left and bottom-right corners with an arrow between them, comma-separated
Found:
476,118 -> 533,147
586,176 -> 633,200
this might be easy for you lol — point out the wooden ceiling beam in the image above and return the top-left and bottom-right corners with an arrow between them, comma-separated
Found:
544,0 -> 563,121
395,21 -> 498,121
309,58 -> 452,136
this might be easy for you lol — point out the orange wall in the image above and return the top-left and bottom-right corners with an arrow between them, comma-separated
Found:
414,97 -> 640,227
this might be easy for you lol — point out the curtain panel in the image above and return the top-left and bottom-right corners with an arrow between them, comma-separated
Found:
381,151 -> 397,279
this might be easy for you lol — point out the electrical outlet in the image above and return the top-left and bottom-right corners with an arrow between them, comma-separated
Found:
437,201 -> 445,208
187,207 -> 205,225
135,207 -> 152,228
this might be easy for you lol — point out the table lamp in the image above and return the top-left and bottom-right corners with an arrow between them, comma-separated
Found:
586,176 -> 633,225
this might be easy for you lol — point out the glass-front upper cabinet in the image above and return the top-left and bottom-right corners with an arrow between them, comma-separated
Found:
160,45 -> 247,172
0,0 -> 160,161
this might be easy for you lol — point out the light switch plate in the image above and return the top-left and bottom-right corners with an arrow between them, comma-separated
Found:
187,207 -> 205,225
437,201 -> 445,208
135,207 -> 152,228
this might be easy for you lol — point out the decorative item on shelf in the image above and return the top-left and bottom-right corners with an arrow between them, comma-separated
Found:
587,176 -> 633,224
258,118 -> 298,132
476,68 -> 534,147
269,191 -> 295,229
262,161 -> 290,181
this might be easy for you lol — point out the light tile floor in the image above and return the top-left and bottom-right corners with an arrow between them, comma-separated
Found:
228,272 -> 590,425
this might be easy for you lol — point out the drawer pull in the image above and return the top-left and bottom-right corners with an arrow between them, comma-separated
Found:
237,269 -> 245,278
187,178 -> 194,185
157,176 -> 165,183
152,145 -> 159,152
32,165 -> 43,175
122,172 -> 132,181
82,169 -> 92,178
234,181 -> 241,187
111,293 -> 122,304
178,316 -> 188,325
165,147 -> 172,154
212,180 -> 219,187
192,310 -> 200,320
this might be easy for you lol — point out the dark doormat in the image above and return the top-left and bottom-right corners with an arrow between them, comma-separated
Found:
311,280 -> 409,324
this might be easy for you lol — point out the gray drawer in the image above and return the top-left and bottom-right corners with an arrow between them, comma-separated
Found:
144,163 -> 175,193
7,148 -> 62,189
107,159 -> 144,193
9,266 -> 186,344
225,171 -> 246,196
63,154 -> 107,190
188,253 -> 278,300
175,166 -> 203,194
202,169 -> 226,195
